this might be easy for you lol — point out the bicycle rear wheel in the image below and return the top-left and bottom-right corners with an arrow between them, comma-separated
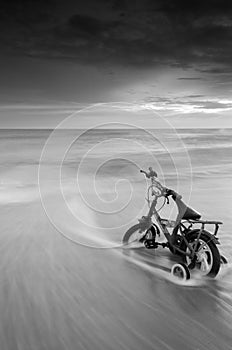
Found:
183,231 -> 221,277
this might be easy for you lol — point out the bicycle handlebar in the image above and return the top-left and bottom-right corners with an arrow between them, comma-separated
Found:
140,168 -> 182,201
140,167 -> 166,199
140,167 -> 158,179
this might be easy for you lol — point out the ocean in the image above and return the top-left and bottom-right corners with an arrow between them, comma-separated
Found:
0,128 -> 232,349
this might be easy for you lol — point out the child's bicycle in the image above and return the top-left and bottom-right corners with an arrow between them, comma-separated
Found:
122,167 -> 227,280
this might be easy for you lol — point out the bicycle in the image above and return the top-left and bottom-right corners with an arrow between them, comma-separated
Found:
122,167 -> 227,280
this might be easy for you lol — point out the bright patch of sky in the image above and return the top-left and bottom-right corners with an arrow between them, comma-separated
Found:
0,56 -> 232,128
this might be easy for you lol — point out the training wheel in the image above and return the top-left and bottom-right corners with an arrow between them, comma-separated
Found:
171,262 -> 190,280
220,255 -> 228,265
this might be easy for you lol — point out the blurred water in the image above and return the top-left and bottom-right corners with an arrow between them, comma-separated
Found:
0,128 -> 232,350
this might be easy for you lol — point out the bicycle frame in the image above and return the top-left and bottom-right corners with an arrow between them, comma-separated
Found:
140,197 -> 199,258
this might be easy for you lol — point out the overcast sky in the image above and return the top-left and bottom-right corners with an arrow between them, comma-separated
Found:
0,0 -> 232,128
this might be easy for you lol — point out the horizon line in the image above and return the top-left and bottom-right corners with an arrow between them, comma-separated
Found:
0,127 -> 231,130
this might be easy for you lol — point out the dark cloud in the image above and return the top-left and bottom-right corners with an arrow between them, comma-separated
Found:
197,67 -> 232,74
67,14 -> 119,37
195,101 -> 232,109
0,0 -> 54,24
154,0 -> 232,15
178,77 -> 203,80
112,0 -> 128,12
1,0 -> 232,68
185,94 -> 205,98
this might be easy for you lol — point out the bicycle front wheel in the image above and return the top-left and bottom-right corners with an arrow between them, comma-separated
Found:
122,224 -> 145,245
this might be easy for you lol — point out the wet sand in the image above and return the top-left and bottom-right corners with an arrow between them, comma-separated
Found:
0,196 -> 232,350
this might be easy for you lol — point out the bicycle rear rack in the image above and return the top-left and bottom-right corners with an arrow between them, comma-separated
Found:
188,219 -> 223,236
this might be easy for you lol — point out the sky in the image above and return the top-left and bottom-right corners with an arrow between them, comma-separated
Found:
0,0 -> 232,128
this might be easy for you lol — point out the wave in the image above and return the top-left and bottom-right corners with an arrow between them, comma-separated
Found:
0,184 -> 39,204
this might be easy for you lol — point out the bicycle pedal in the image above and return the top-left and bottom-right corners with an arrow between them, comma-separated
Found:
188,258 -> 197,270
138,235 -> 146,243
144,239 -> 158,249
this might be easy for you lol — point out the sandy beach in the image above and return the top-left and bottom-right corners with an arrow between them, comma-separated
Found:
0,128 -> 232,350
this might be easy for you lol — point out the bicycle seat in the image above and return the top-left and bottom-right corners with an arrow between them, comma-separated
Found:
182,206 -> 201,221
174,196 -> 201,222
